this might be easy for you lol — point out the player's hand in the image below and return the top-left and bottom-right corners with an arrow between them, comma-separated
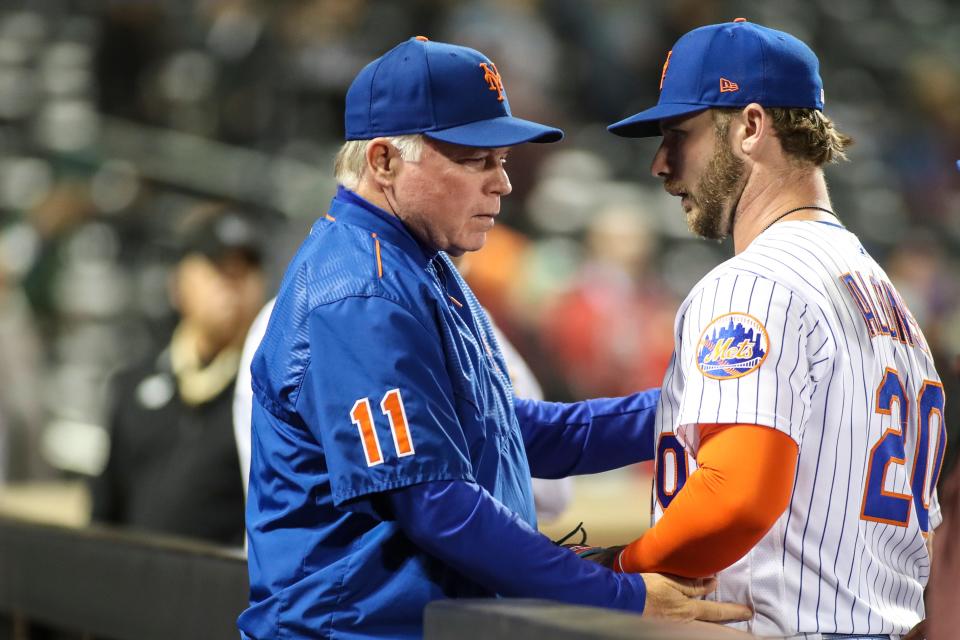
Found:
585,545 -> 624,570
563,544 -> 624,570
641,573 -> 752,623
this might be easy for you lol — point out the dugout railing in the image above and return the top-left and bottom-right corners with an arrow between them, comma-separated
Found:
0,515 -> 248,640
0,515 -> 745,640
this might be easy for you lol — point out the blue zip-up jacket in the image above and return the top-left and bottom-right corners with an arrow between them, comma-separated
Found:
239,187 -> 659,639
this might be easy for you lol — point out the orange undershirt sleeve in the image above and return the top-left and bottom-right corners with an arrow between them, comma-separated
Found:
616,423 -> 799,577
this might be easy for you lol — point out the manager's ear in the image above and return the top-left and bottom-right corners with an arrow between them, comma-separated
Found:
365,138 -> 403,188
737,103 -> 768,158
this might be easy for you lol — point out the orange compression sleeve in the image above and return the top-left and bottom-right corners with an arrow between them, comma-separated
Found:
616,423 -> 799,577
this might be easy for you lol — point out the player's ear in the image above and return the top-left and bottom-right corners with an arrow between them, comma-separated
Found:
737,103 -> 767,157
365,138 -> 402,188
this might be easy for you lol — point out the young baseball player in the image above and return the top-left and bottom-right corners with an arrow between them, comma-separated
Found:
601,19 -> 947,638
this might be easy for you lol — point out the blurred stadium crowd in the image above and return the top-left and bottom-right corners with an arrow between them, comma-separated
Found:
0,0 -> 958,523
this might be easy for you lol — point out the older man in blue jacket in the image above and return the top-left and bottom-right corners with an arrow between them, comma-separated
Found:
238,36 -> 751,639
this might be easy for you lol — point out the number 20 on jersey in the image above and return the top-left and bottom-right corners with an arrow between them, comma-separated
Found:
350,388 -> 415,466
861,369 -> 946,534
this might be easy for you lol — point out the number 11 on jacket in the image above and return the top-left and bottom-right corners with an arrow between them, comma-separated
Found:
351,389 -> 416,467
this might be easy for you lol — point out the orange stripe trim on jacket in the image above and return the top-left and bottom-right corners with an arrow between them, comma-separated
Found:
371,233 -> 382,278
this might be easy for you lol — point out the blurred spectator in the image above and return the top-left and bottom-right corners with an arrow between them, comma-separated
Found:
457,223 -> 532,342
892,54 -> 960,226
90,206 -> 265,545
885,230 -> 958,333
541,205 -> 676,397
0,232 -> 47,482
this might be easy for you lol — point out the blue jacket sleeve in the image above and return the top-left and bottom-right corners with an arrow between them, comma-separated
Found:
297,296 -> 475,513
515,390 -> 660,478
387,479 -> 648,613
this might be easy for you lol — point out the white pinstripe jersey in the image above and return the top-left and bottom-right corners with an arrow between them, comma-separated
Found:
654,220 -> 947,638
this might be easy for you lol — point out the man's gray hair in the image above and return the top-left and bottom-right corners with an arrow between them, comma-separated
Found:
334,135 -> 424,190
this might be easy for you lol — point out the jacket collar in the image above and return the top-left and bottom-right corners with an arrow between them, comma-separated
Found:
325,186 -> 437,267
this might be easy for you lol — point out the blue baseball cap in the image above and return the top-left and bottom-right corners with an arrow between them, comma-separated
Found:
609,19 -> 824,138
345,36 -> 563,147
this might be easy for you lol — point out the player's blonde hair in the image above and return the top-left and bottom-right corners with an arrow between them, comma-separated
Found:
334,135 -> 424,190
713,108 -> 853,167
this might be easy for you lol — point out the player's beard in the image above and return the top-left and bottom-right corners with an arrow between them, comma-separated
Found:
684,128 -> 746,241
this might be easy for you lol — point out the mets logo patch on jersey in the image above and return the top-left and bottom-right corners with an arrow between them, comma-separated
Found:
696,312 -> 769,380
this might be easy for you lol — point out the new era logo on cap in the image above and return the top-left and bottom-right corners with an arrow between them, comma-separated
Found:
609,19 -> 825,138
720,78 -> 740,93
344,37 -> 561,147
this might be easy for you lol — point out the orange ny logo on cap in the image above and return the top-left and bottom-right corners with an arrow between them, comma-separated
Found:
720,77 -> 740,93
659,50 -> 672,91
479,62 -> 505,102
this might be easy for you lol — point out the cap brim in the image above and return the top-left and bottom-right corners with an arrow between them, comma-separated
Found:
607,103 -> 709,138
425,115 -> 563,147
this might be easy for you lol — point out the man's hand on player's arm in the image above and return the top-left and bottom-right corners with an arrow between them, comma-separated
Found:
563,545 -> 750,623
